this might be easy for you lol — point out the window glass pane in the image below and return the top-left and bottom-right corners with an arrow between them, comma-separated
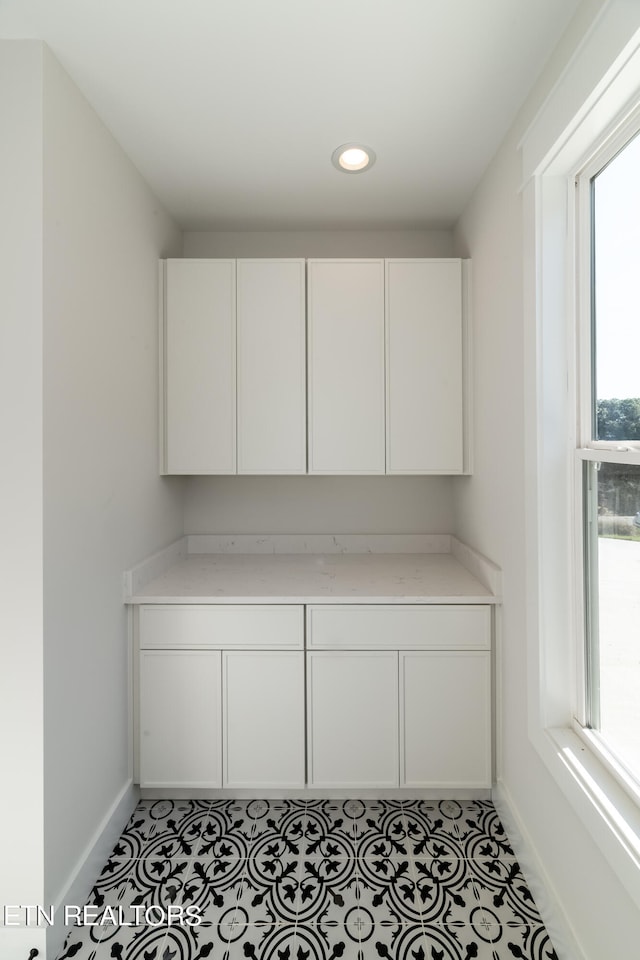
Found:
592,132 -> 640,440
586,460 -> 640,778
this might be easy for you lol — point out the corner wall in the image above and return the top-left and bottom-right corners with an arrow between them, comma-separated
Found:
0,40 -> 46,960
41,45 -> 184,919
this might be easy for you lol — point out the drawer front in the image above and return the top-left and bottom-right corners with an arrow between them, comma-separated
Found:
139,604 -> 304,649
307,604 -> 491,650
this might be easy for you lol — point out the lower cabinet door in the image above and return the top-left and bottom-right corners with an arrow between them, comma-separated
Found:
307,650 -> 399,787
139,650 -> 222,788
223,651 -> 305,788
400,651 -> 492,788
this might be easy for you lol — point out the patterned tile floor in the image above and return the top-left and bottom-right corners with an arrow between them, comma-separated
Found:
55,798 -> 558,960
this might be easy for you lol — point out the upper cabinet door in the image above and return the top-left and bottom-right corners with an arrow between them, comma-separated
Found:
237,260 -> 306,473
308,260 -> 385,473
163,259 -> 236,474
386,259 -> 464,474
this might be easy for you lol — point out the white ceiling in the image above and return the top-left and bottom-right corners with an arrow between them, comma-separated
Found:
0,0 -> 581,230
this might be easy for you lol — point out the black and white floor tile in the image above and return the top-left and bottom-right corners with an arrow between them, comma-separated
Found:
55,799 -> 558,960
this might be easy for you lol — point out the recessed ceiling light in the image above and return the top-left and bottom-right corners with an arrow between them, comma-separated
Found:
331,142 -> 376,173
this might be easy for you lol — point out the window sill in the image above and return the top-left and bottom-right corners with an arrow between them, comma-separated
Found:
537,726 -> 640,909
573,722 -> 640,808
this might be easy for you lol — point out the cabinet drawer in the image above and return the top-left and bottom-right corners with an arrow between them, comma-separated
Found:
139,604 -> 303,649
306,604 -> 490,650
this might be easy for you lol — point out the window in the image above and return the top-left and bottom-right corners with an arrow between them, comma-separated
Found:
519,4 -> 640,911
575,123 -> 640,798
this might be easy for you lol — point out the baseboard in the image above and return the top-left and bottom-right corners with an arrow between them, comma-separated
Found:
493,779 -> 586,960
46,780 -> 140,960
139,787 -> 492,801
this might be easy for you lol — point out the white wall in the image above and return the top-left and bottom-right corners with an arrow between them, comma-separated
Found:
0,40 -> 47,960
184,228 -> 455,535
40,44 -> 184,925
453,2 -> 640,955
184,228 -> 454,259
185,475 -> 453,534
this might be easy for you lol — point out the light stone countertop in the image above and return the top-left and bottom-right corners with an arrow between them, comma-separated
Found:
126,550 -> 496,605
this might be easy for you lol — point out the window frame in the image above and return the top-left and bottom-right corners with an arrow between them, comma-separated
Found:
572,113 -> 640,808
575,112 -> 640,455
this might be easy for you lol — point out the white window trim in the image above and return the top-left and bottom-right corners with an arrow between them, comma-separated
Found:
522,0 -> 640,910
573,109 -> 640,806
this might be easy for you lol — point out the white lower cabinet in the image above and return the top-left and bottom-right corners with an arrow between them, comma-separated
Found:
306,604 -> 492,790
137,605 -> 304,790
307,650 -> 399,788
223,650 -> 305,788
137,601 -> 493,792
400,650 -> 492,788
139,649 -> 222,788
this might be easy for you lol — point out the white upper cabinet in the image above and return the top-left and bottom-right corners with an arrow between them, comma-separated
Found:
162,258 -> 306,475
307,259 -> 386,474
237,259 -> 306,473
161,257 -> 469,475
163,259 -> 236,474
386,259 -> 464,473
